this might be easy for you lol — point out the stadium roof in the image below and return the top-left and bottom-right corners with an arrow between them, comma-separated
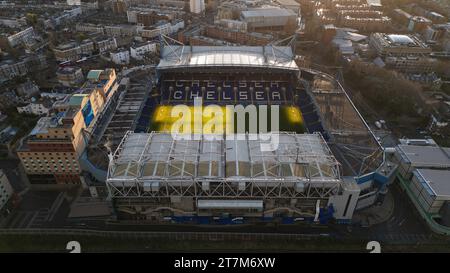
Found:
108,132 -> 340,185
157,46 -> 299,71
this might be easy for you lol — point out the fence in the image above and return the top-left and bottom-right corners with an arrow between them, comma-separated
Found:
0,228 -> 333,241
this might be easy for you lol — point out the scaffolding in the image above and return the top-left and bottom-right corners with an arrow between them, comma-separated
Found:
106,132 -> 342,199
302,69 -> 383,176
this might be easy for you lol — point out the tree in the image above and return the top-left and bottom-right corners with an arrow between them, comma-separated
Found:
26,13 -> 38,26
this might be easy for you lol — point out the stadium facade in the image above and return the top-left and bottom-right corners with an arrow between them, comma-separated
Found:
106,45 -> 397,224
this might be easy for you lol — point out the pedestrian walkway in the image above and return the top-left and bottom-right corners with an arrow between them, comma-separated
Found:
352,190 -> 394,227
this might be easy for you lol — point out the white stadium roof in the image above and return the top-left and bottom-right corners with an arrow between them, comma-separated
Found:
108,132 -> 341,184
157,45 -> 299,71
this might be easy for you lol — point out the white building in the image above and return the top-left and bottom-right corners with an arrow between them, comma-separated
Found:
67,0 -> 80,5
17,102 -> 50,116
7,27 -> 35,47
0,169 -> 13,212
130,41 -> 157,60
215,19 -> 248,31
138,20 -> 184,38
110,49 -> 130,64
240,8 -> 297,29
190,0 -> 205,14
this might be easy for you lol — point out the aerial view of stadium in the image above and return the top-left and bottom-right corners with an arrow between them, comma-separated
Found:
1,0 -> 450,262
107,44 -> 386,225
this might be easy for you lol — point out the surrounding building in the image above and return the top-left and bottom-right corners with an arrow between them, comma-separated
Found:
314,0 -> 391,32
53,40 -> 95,62
369,33 -> 432,57
384,56 -> 436,73
137,19 -> 184,39
0,169 -> 13,214
240,8 -> 297,34
205,25 -> 273,45
17,69 -> 117,185
93,36 -> 118,54
130,41 -> 157,60
275,0 -> 301,14
75,23 -> 104,34
393,140 -> 450,233
16,100 -> 51,116
111,0 -> 129,14
104,24 -> 137,37
16,81 -> 39,98
110,48 -> 130,64
4,26 -> 35,47
190,0 -> 205,14
44,7 -> 82,29
56,66 -> 85,87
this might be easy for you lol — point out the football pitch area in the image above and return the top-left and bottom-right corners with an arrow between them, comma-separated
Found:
147,105 -> 306,134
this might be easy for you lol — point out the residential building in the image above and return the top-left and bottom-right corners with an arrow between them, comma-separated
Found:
0,54 -> 47,82
137,12 -> 169,27
190,0 -> 205,14
408,16 -> 432,33
85,68 -> 117,99
0,17 -> 27,28
16,100 -> 51,116
75,23 -> 104,34
5,26 -> 35,47
275,0 -> 301,14
110,48 -> 130,64
44,7 -> 82,29
392,8 -> 412,26
17,69 -> 116,185
384,56 -> 437,73
130,41 -> 157,60
138,20 -> 184,38
104,25 -> 137,37
53,40 -> 95,62
16,81 -> 39,98
18,92 -> 103,185
56,66 -> 84,87
214,19 -> 247,32
112,0 -> 129,14
93,36 -> 117,53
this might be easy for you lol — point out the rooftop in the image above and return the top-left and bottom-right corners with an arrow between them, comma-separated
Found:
157,45 -> 298,71
387,34 -> 415,45
397,144 -> 450,169
414,168 -> 450,198
87,69 -> 103,81
241,7 -> 296,18
56,66 -> 82,74
108,132 -> 341,184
